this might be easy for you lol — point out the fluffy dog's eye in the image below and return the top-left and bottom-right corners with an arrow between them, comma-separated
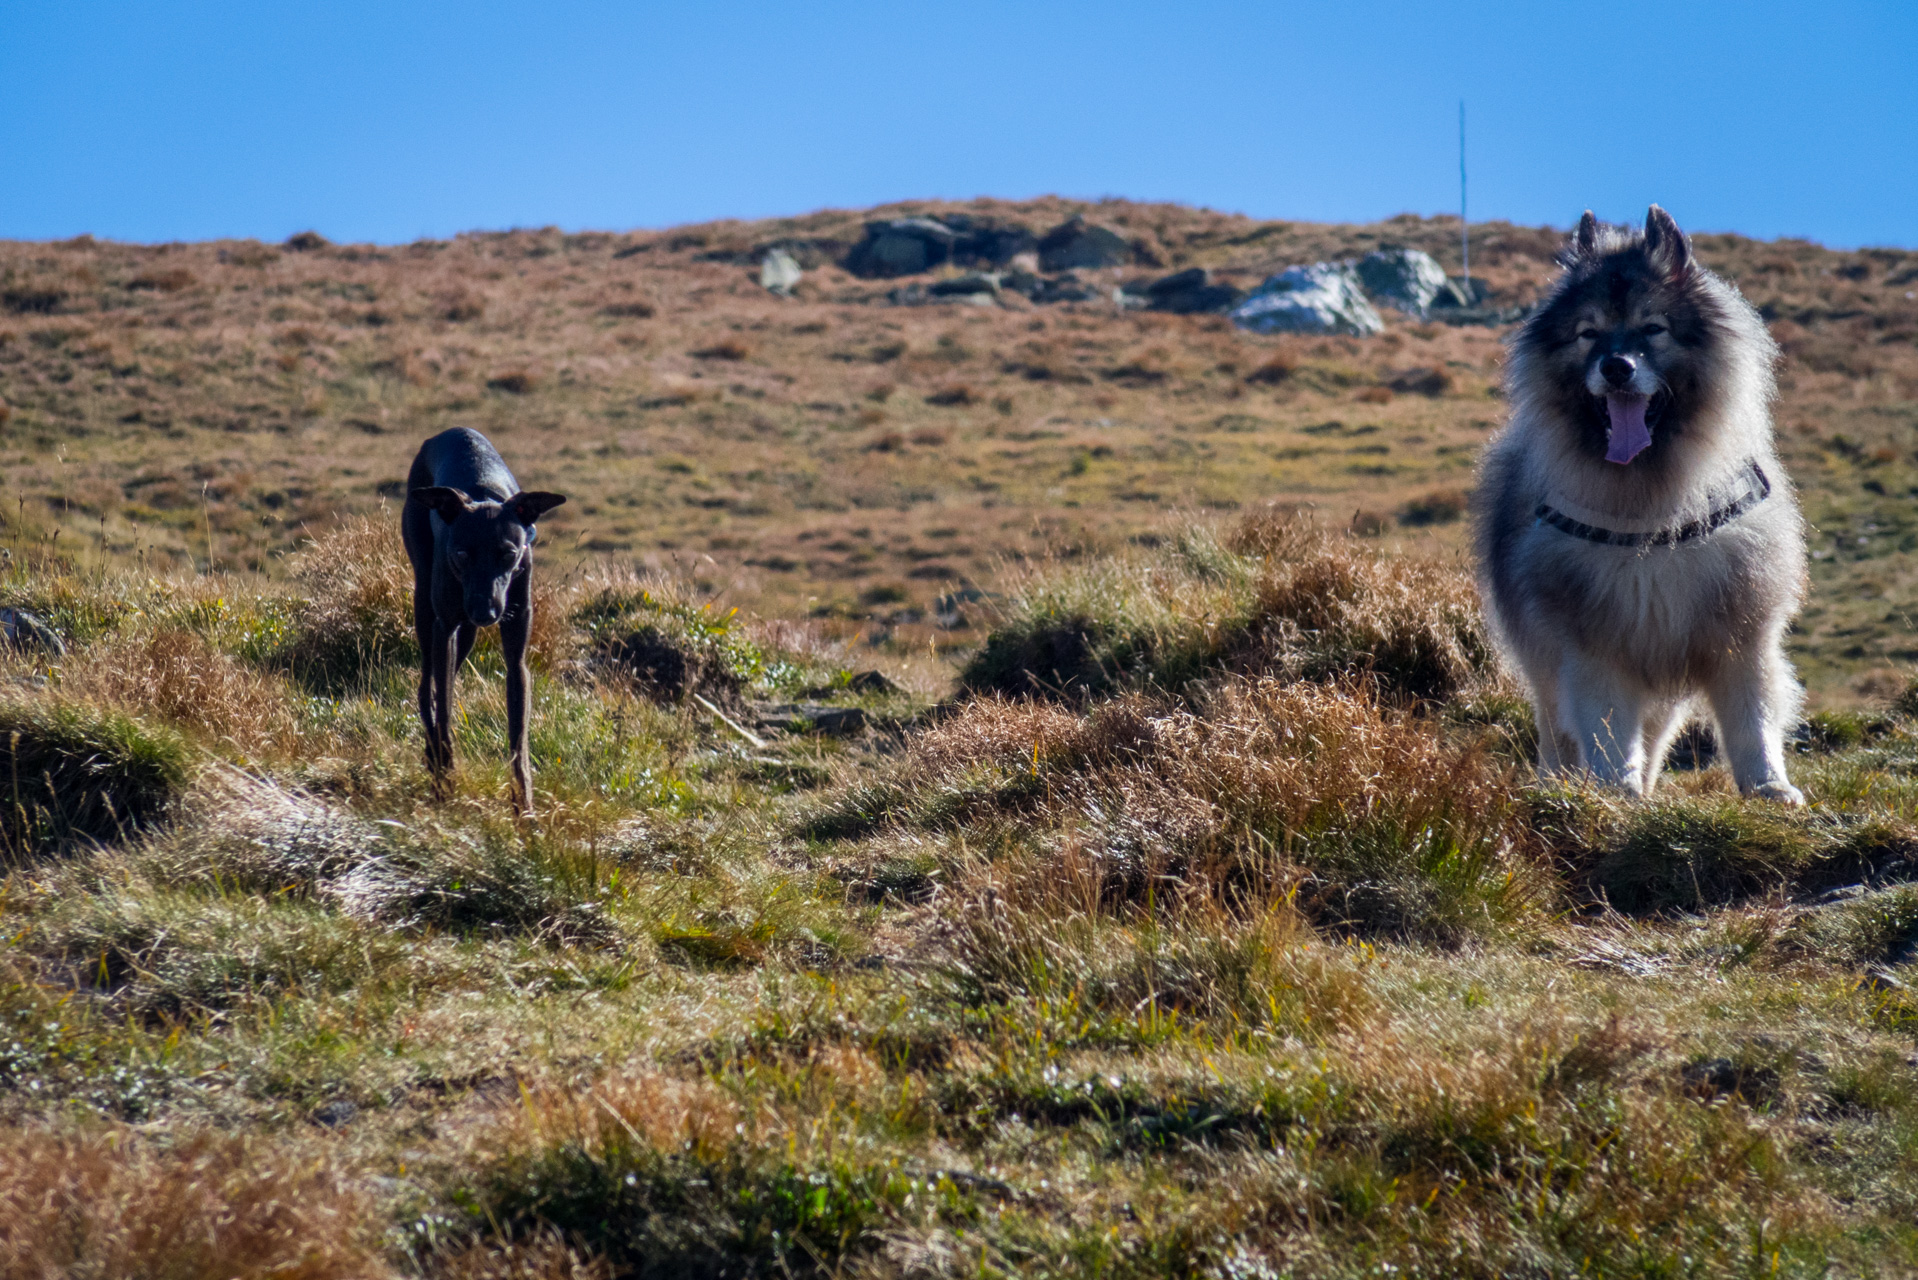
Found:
1642,323 -> 1667,337
1577,328 -> 1600,341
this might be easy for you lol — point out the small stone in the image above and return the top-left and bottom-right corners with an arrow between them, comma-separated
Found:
887,276 -> 1000,307
0,607 -> 65,657
1029,273 -> 1098,305
847,669 -> 900,694
999,269 -> 1043,298
756,703 -> 870,736
928,273 -> 1000,297
310,1099 -> 359,1128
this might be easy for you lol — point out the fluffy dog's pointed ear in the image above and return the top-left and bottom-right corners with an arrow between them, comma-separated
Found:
509,491 -> 566,525
1574,210 -> 1600,258
1644,205 -> 1693,282
412,485 -> 476,522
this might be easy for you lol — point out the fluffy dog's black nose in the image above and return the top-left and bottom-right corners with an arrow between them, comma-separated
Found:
1600,354 -> 1636,387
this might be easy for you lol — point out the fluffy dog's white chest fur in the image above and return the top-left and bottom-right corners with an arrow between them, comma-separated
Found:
1511,516 -> 1761,684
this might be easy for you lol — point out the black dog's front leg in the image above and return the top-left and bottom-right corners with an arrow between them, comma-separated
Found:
429,617 -> 460,796
501,568 -> 535,816
413,575 -> 443,774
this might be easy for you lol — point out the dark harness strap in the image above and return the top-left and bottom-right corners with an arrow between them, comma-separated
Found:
1534,460 -> 1772,548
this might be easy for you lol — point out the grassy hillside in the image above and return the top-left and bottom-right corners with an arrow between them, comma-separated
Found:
2,197 -> 1914,696
3,201 -> 1918,1277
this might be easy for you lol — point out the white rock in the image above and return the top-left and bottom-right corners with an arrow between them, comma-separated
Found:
1230,262 -> 1383,336
1357,247 -> 1448,314
759,247 -> 803,296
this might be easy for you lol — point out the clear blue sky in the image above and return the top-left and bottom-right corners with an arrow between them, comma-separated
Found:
3,0 -> 1913,249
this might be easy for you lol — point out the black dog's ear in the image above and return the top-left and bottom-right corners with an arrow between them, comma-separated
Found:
509,491 -> 566,525
412,486 -> 476,522
1573,210 -> 1600,259
1644,204 -> 1693,282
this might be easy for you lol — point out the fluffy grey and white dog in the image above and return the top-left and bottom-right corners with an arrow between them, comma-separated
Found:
1475,206 -> 1807,802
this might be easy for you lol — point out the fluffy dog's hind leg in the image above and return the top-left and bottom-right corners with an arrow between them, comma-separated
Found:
1637,697 -> 1694,797
1560,655 -> 1652,794
1708,645 -> 1805,805
1526,668 -> 1577,780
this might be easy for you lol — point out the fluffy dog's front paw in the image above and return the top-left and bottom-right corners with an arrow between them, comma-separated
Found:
1748,780 -> 1806,806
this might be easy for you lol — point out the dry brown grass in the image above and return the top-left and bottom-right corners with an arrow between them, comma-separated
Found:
689,337 -> 750,361
871,678 -> 1537,935
496,1070 -> 754,1160
486,370 -> 538,395
57,626 -> 303,755
1230,511 -> 1488,702
923,382 -> 978,406
430,1232 -> 613,1280
0,1128 -> 385,1280
281,513 -> 417,683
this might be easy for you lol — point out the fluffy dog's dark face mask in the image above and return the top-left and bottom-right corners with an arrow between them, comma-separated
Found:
1516,206 -> 1733,469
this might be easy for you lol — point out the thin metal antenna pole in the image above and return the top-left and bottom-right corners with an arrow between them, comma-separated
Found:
1459,100 -> 1469,284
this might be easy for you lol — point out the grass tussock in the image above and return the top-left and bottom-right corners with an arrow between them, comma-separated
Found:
277,514 -> 419,689
575,570 -> 834,706
56,626 -> 303,755
435,1070 -> 919,1278
960,510 -> 1488,706
0,1128 -> 381,1279
817,680 -> 1542,942
1575,798 -> 1918,912
160,769 -> 617,941
4,767 -> 622,1023
0,697 -> 189,859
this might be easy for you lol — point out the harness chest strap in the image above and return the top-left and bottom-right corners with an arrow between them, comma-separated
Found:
1533,459 -> 1772,548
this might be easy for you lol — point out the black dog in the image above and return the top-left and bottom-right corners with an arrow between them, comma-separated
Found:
402,428 -> 565,814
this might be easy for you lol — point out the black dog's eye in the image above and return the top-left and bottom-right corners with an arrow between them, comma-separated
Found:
1577,328 -> 1600,341
1642,323 -> 1667,337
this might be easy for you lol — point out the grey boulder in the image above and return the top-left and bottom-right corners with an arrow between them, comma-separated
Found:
929,272 -> 1000,298
844,216 -> 1039,279
888,273 -> 1001,307
1427,277 -> 1529,326
1357,247 -> 1449,314
1037,217 -> 1133,272
1230,263 -> 1384,336
1136,267 -> 1244,315
1003,271 -> 1099,305
845,218 -> 960,278
1430,276 -> 1494,309
941,215 -> 1038,267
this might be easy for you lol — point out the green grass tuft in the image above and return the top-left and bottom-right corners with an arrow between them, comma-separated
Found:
959,513 -> 1491,707
0,698 -> 189,859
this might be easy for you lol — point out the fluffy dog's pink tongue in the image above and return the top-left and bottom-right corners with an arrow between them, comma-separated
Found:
1605,394 -> 1652,464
